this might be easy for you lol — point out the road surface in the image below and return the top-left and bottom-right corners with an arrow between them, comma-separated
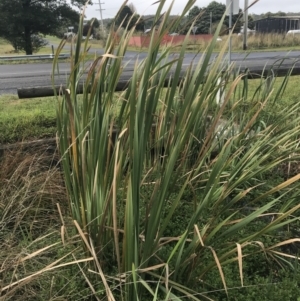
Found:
1,50 -> 300,95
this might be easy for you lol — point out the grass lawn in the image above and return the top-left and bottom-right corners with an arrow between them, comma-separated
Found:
0,36 -> 103,56
0,94 -> 57,143
0,36 -> 103,65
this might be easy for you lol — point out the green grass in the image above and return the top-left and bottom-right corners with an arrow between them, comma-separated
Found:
0,94 -> 57,143
0,91 -> 122,144
0,35 -> 102,65
45,35 -> 62,44
0,35 -> 71,65
0,37 -> 54,55
0,58 -> 71,65
0,35 -> 103,56
242,76 -> 299,103
230,74 -> 300,121
0,35 -> 63,55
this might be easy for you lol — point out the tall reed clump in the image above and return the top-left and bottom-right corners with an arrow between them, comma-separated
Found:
55,1 -> 300,300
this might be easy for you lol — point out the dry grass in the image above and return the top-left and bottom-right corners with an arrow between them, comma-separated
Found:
0,143 -> 65,232
0,141 -> 109,300
234,32 -> 300,50
0,145 -> 93,301
182,32 -> 300,52
0,38 -> 15,55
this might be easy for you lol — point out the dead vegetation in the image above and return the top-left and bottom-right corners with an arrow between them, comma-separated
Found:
0,146 -> 90,300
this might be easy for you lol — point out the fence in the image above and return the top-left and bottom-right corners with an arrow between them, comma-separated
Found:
128,34 -> 213,48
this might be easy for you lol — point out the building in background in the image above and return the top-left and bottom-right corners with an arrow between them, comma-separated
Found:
252,16 -> 300,34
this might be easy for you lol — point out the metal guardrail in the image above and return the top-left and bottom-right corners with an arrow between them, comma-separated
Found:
0,53 -> 70,61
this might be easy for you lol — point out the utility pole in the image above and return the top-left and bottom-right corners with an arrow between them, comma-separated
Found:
226,0 -> 239,66
243,0 -> 249,50
228,0 -> 233,65
96,0 -> 105,36
210,12 -> 212,34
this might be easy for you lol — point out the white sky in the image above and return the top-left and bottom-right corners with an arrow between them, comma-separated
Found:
83,0 -> 300,19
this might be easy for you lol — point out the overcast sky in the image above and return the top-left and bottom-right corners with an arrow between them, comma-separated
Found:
83,0 -> 299,19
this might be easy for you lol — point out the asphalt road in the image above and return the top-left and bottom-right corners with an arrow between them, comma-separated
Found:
1,50 -> 300,95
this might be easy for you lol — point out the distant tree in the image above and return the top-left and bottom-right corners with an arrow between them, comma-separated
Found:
128,3 -> 137,14
211,22 -> 228,35
91,18 -> 100,29
115,5 -> 145,31
185,6 -> 203,34
83,24 -> 92,37
207,1 -> 227,26
186,1 -> 243,35
186,6 -> 202,26
188,5 -> 202,19
253,11 -> 288,20
276,11 -> 287,16
248,15 -> 255,30
264,11 -> 287,18
0,0 -> 88,55
83,18 -> 100,36
202,1 -> 226,34
143,15 -> 155,29
131,15 -> 145,32
116,5 -> 134,29
167,16 -> 184,34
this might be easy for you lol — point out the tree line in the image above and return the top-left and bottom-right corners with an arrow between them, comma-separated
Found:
0,0 -> 298,55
